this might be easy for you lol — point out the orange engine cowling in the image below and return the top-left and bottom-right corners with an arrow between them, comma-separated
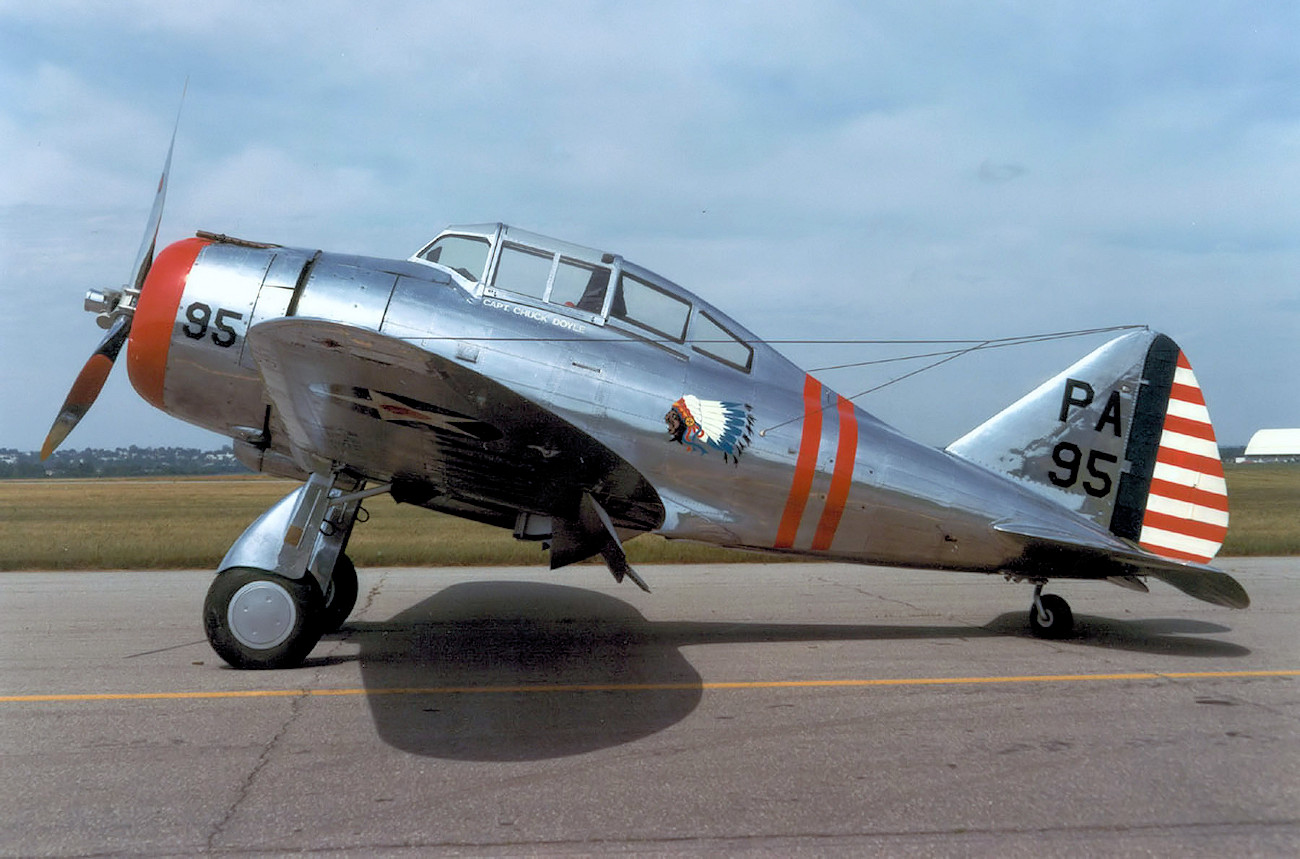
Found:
127,235 -> 314,443
128,236 -> 210,410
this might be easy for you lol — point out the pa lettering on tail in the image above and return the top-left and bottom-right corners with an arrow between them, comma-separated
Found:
947,330 -> 1239,604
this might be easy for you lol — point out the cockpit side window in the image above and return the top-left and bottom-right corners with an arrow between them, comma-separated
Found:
549,258 -> 610,313
612,273 -> 691,342
691,311 -> 754,372
493,244 -> 554,299
418,235 -> 490,282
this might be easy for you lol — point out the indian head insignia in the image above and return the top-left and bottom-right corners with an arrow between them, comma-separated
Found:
665,396 -> 754,464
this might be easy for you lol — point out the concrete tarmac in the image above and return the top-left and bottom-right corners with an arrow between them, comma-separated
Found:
2,559 -> 1298,856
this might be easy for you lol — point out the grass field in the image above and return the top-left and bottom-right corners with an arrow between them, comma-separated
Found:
1,465 -> 1295,570
0,476 -> 758,571
1218,463 -> 1300,556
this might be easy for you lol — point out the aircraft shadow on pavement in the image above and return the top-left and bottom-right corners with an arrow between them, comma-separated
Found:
338,581 -> 1248,760
344,581 -> 703,761
984,612 -> 1251,658
340,580 -> 990,760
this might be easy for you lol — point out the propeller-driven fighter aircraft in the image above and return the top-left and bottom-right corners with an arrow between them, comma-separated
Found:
45,126 -> 1247,669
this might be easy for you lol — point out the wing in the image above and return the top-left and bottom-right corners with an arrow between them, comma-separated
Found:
246,317 -> 663,532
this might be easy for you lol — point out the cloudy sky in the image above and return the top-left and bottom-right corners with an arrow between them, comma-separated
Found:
2,1 -> 1296,454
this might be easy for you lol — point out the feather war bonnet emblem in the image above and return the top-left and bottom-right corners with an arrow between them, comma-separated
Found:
665,395 -> 755,464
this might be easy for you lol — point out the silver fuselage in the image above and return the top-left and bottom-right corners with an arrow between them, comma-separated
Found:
144,225 -> 1109,576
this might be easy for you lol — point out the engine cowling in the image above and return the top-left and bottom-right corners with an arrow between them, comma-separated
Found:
128,236 -> 313,453
125,234 -> 414,476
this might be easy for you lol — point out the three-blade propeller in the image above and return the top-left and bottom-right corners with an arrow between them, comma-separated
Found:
41,91 -> 183,460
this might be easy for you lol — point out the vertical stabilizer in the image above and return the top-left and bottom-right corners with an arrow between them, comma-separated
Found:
947,330 -> 1228,563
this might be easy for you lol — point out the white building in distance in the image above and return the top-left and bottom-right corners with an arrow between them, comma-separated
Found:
1240,429 -> 1300,463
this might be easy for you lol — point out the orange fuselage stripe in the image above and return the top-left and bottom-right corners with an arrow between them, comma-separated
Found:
774,375 -> 823,549
812,395 -> 858,551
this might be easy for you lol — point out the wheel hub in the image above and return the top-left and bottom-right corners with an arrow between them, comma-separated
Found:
227,580 -> 297,649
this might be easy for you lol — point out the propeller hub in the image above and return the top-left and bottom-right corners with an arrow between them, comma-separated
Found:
84,287 -> 123,315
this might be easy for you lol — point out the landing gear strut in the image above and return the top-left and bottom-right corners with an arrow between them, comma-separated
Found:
203,470 -> 382,669
1028,584 -> 1074,639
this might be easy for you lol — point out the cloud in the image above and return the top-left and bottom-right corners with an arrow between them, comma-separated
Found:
2,2 -> 1298,450
978,161 -> 1027,184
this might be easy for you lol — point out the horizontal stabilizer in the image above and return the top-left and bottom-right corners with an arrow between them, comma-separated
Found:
1144,566 -> 1250,610
993,520 -> 1249,609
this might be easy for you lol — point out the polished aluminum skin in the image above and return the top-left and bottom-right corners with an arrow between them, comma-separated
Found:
50,107 -> 1251,668
136,224 -> 1244,607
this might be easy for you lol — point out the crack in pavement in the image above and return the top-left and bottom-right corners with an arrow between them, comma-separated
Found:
815,574 -> 997,635
202,574 -> 393,851
205,689 -> 308,852
353,571 -> 388,622
814,574 -> 931,613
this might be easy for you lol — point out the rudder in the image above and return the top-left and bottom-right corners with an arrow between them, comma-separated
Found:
1113,342 -> 1228,563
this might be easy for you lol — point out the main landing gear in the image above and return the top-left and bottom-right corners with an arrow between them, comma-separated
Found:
202,553 -> 360,669
203,566 -> 325,669
202,470 -> 382,669
1028,583 -> 1074,639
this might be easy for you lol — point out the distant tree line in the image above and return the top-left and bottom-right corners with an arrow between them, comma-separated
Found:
2,444 -> 1256,480
0,446 -> 249,479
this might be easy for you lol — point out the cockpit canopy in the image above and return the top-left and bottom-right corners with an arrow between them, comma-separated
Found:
411,223 -> 755,372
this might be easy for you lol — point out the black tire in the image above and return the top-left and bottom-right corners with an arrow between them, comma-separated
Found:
320,553 -> 359,634
1029,593 -> 1074,640
203,567 -> 324,669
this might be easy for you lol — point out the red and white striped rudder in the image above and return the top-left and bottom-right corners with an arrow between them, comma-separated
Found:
1135,351 -> 1228,563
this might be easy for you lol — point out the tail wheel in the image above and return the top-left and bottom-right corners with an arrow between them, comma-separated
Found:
1029,592 -> 1074,639
320,553 -> 359,634
203,567 -> 323,669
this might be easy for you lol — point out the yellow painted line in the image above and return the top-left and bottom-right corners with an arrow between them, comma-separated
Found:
2,669 -> 1297,704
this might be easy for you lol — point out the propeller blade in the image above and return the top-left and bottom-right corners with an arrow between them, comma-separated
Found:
43,82 -> 187,460
40,315 -> 130,460
128,81 -> 186,295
